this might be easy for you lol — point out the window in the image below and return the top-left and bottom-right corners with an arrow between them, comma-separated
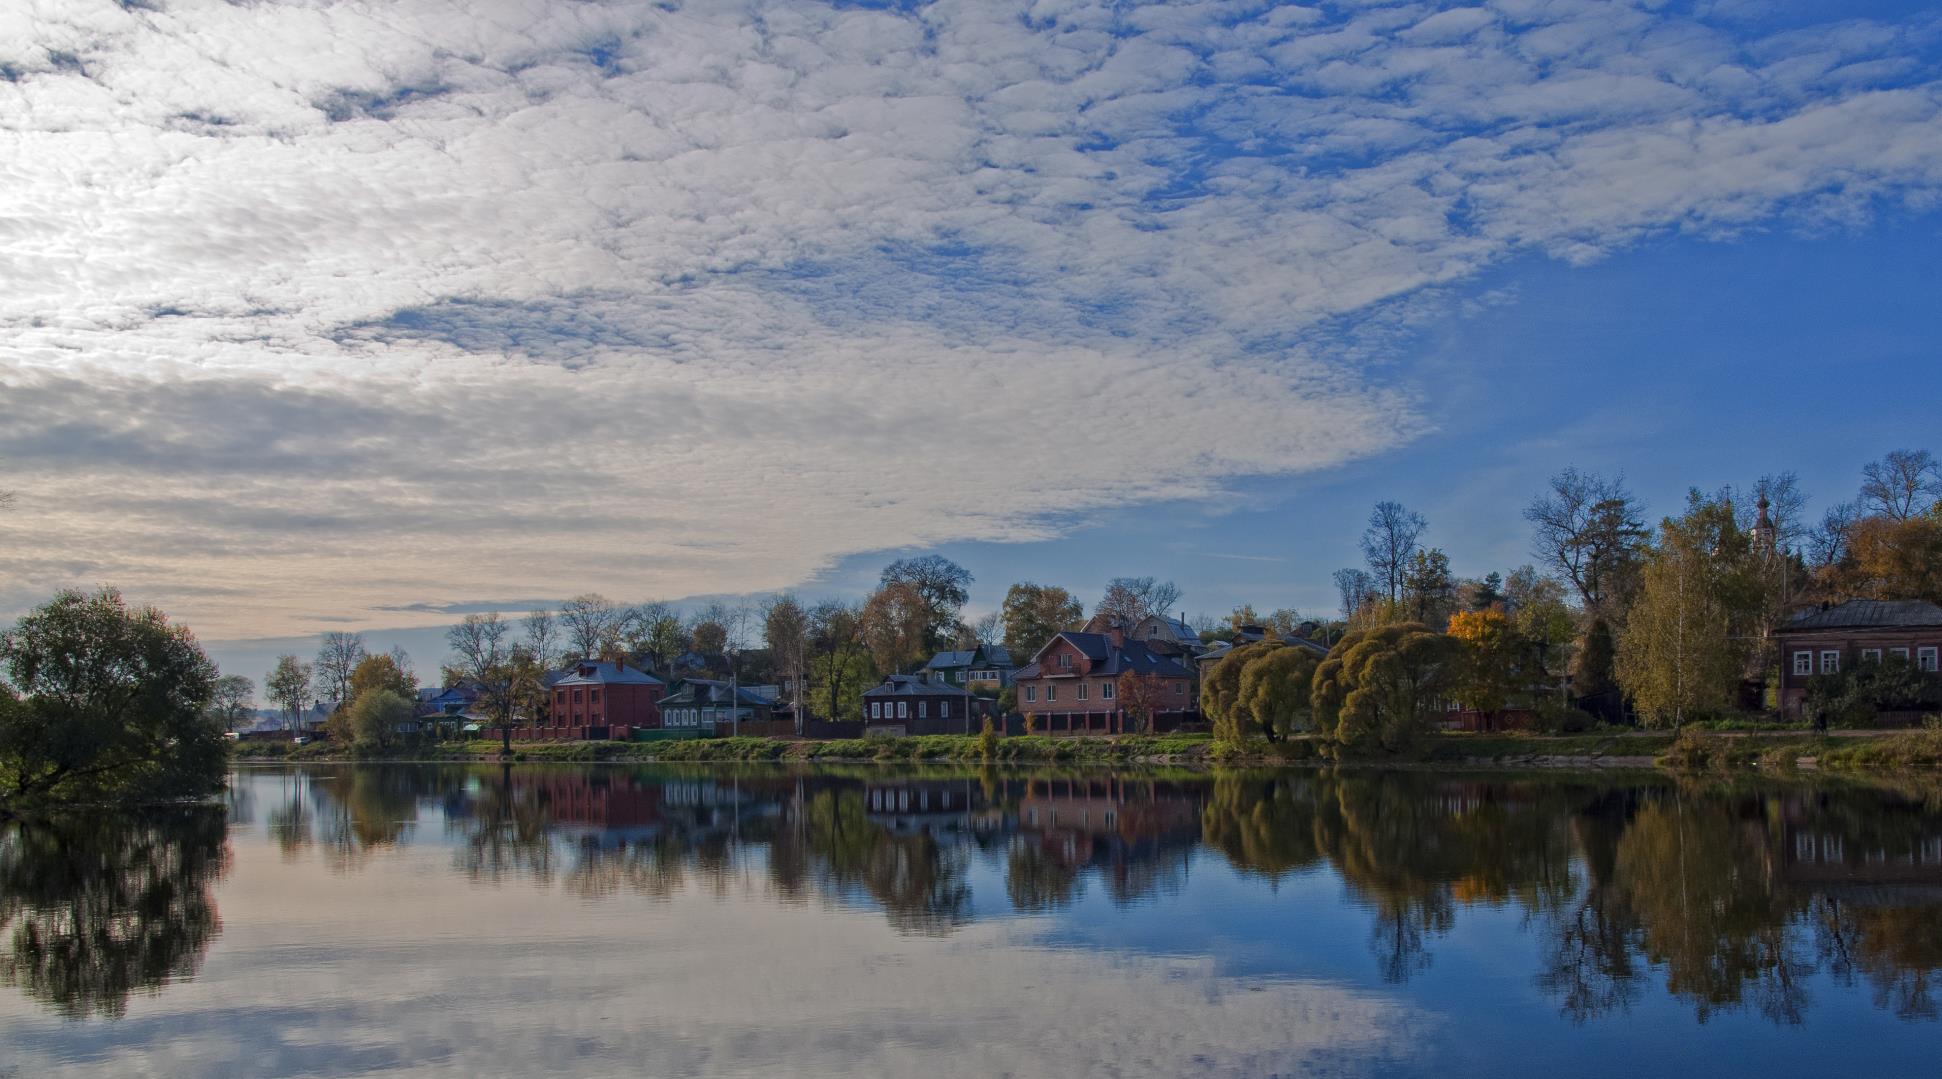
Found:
871,702 -> 882,719
897,701 -> 908,719
918,701 -> 928,719
1025,686 -> 1036,703
940,701 -> 950,719
1173,682 -> 1183,695
1861,648 -> 1882,664
1820,651 -> 1841,675
1921,647 -> 1939,673
1892,647 -> 1911,661
1793,651 -> 1813,676
1101,682 -> 1114,700
1058,653 -> 1072,669
1046,686 -> 1058,702
1077,683 -> 1088,701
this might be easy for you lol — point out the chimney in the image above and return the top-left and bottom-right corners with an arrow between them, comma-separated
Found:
1107,626 -> 1126,649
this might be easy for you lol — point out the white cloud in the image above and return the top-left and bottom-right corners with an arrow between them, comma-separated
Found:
2,0 -> 1940,636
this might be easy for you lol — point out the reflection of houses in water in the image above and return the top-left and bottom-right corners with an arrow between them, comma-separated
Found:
863,779 -> 984,835
1778,799 -> 1942,900
1014,776 -> 1205,904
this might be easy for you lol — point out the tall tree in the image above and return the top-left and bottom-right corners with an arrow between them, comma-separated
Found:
446,613 -> 515,743
1333,568 -> 1377,620
860,582 -> 932,675
558,593 -> 623,661
266,655 -> 312,732
1524,468 -> 1648,616
1237,646 -> 1321,743
763,595 -> 811,730
314,631 -> 367,711
879,555 -> 973,651
522,609 -> 559,669
806,600 -> 872,721
208,675 -> 255,731
1000,582 -> 1083,663
1401,548 -> 1456,626
1361,501 -> 1427,604
1835,514 -> 1942,602
1093,577 -> 1182,629
1616,492 -> 1764,727
1447,609 -> 1539,729
1859,449 -> 1941,520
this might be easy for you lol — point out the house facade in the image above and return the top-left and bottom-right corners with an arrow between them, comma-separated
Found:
922,644 -> 1016,690
660,680 -> 782,732
548,661 -> 666,735
863,673 -> 976,735
1775,599 -> 1942,719
1013,628 -> 1197,734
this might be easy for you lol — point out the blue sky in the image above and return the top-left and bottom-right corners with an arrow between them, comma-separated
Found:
1,1 -> 1939,681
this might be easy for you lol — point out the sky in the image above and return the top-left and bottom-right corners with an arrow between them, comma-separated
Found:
2,0 -> 1940,682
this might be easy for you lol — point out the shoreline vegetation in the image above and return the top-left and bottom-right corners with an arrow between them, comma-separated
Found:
230,727 -> 1942,776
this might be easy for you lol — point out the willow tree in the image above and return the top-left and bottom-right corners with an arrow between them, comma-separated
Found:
1237,646 -> 1321,742
1311,622 -> 1458,753
1616,492 -> 1764,727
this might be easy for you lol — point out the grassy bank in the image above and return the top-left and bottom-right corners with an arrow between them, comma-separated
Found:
230,728 -> 1942,773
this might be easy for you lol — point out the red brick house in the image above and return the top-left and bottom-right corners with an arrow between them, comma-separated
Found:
1013,628 -> 1197,734
1775,599 -> 1942,719
547,661 -> 665,738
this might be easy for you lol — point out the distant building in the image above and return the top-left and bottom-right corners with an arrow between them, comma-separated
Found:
549,661 -> 666,732
863,672 -> 976,734
1776,599 -> 1942,720
922,644 -> 1015,690
660,679 -> 781,731
1012,627 -> 1197,734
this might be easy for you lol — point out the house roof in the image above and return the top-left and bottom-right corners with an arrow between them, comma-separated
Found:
660,679 -> 775,706
924,644 -> 1013,670
552,661 -> 664,687
1780,599 -> 1942,631
864,674 -> 972,698
1015,632 -> 1194,680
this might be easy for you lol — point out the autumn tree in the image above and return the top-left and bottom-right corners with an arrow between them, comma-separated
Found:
1000,582 -> 1083,663
764,594 -> 811,730
346,688 -> 415,753
629,601 -> 688,664
1835,514 -> 1942,603
860,581 -> 932,675
690,618 -> 728,657
1859,449 -> 1942,520
1237,646 -> 1321,742
1116,671 -> 1169,735
559,593 -> 624,661
1361,501 -> 1427,604
266,655 -> 312,731
1525,468 -> 1649,617
1094,577 -> 1182,629
1311,623 -> 1458,753
446,612 -> 514,747
314,631 -> 367,711
1447,609 -> 1540,730
1616,492 -> 1765,727
879,555 -> 973,652
1203,642 -> 1275,743
349,653 -> 415,701
1333,568 -> 1378,621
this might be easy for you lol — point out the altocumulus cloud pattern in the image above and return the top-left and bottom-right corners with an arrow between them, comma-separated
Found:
3,0 -> 1940,635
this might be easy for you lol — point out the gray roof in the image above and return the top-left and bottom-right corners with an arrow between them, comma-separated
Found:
1015,632 -> 1194,680
924,645 -> 1013,670
1781,600 -> 1942,631
661,679 -> 774,706
552,661 -> 664,687
865,674 -> 972,698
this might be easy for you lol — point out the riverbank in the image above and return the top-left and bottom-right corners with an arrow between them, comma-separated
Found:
229,727 -> 1942,773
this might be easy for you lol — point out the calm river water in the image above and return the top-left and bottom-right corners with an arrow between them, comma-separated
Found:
3,764 -> 1941,1077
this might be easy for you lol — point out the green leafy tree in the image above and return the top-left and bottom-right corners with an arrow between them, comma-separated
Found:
207,675 -> 255,732
880,555 -> 973,653
1203,642 -> 1275,743
0,588 -> 226,810
266,655 -> 312,731
1000,582 -> 1083,664
1616,492 -> 1765,727
1311,622 -> 1458,753
1402,547 -> 1456,626
346,688 -> 415,753
1447,609 -> 1542,729
1237,646 -> 1321,742
1805,656 -> 1941,729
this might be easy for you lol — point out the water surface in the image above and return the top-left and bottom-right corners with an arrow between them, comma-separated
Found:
3,764 -> 1941,1077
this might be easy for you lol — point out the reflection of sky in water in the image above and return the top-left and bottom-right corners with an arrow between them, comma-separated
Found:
3,766 -> 1941,1077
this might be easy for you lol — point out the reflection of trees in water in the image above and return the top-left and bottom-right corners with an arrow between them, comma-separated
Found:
311,768 -> 422,873
1196,769 -> 1942,1026
0,808 -> 229,1019
456,767 -> 558,885
1006,839 -> 1080,912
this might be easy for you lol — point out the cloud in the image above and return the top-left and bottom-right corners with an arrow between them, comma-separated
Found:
2,0 -> 1941,635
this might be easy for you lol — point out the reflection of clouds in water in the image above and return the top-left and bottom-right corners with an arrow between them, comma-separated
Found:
0,837 -> 1431,1077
